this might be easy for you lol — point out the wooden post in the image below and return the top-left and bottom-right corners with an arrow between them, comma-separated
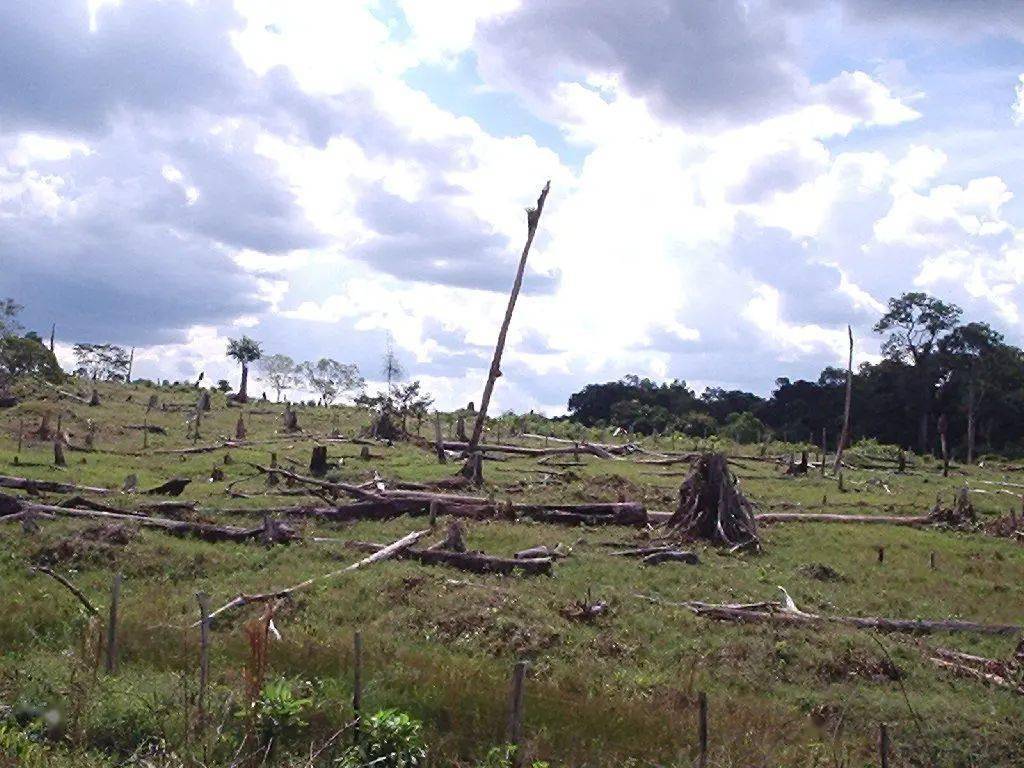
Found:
507,661 -> 527,767
697,691 -> 708,768
17,417 -> 23,454
105,572 -> 122,674
468,182 -> 551,452
196,591 -> 211,730
878,723 -> 890,768
353,630 -> 363,747
53,440 -> 66,467
877,546 -> 885,565
434,413 -> 446,464
429,499 -> 440,529
929,551 -> 936,570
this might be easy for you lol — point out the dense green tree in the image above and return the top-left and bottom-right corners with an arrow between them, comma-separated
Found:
873,292 -> 962,453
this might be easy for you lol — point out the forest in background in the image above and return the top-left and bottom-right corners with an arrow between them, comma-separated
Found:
565,292 -> 1024,461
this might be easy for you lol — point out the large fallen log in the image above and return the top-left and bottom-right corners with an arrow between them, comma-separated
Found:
641,588 -> 1021,637
434,439 -> 617,459
343,540 -> 552,576
755,512 -> 933,526
202,528 -> 430,624
9,499 -> 297,544
0,474 -> 112,495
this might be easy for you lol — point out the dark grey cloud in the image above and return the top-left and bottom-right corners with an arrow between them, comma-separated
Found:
352,184 -> 559,293
476,0 -> 808,127
728,148 -> 827,205
839,0 -> 1024,38
0,0 -> 247,135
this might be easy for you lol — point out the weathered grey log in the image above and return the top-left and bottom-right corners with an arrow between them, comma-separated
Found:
0,474 -> 111,495
345,540 -> 553,576
641,550 -> 700,566
756,512 -> 933,526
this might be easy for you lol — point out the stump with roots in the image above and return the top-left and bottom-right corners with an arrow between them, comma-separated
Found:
666,453 -> 760,550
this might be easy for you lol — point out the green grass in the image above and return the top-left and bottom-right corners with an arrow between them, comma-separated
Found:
1,379 -> 1023,766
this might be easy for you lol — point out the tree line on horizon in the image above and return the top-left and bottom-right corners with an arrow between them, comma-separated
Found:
565,292 -> 1024,461
5,291 -> 1024,459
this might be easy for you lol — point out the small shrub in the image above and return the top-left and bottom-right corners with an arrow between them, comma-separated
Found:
338,709 -> 426,768
244,679 -> 311,748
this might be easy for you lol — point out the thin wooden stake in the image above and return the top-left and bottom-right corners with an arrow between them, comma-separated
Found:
507,660 -> 527,767
878,723 -> 890,768
697,691 -> 708,768
17,417 -> 24,454
877,546 -> 885,564
105,572 -> 122,674
353,630 -> 363,747
196,591 -> 211,731
929,551 -> 936,570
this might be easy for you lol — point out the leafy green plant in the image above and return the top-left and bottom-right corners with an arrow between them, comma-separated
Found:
475,744 -> 550,768
243,679 -> 311,749
338,709 -> 426,768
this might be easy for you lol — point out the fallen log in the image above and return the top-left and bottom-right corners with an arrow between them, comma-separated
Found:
10,500 -> 296,544
202,528 -> 430,624
641,588 -> 1021,637
344,540 -> 553,576
251,464 -> 384,503
756,512 -> 933,526
641,550 -> 700,566
0,474 -> 112,495
125,424 -> 168,435
927,647 -> 1023,696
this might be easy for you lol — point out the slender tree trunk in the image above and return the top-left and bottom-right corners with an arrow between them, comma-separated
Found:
966,378 -> 976,465
239,363 -> 249,401
468,181 -> 551,451
833,325 -> 853,473
127,347 -> 134,382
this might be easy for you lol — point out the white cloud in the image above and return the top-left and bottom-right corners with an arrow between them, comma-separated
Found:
1015,74 -> 1024,126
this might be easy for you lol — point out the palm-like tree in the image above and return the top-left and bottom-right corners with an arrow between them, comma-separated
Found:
226,336 -> 263,402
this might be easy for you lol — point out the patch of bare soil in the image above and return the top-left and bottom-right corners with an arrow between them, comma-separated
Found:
31,523 -> 138,567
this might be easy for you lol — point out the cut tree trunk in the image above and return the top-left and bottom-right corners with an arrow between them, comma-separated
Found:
308,446 -> 329,477
468,181 -> 550,451
833,325 -> 853,473
665,453 -> 760,549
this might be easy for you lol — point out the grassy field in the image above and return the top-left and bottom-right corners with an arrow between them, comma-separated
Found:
1,379 -> 1023,767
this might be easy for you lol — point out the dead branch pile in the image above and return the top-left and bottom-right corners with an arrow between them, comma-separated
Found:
643,587 -> 1021,637
928,643 -> 1024,696
664,453 -> 760,549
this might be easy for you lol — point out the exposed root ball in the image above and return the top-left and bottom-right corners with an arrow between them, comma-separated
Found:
665,453 -> 760,550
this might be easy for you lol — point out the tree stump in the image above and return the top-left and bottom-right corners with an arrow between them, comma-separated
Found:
359,445 -> 371,461
235,414 -> 246,440
89,388 -> 100,406
283,403 -> 299,432
198,391 -> 211,412
309,445 -> 329,477
53,440 -> 67,467
665,453 -> 759,549
456,415 -> 468,442
459,451 -> 484,487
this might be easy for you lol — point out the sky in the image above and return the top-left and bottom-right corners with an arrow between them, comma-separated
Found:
2,0 -> 1023,413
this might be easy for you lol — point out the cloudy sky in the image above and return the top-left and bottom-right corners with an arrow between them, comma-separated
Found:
2,1 -> 1023,412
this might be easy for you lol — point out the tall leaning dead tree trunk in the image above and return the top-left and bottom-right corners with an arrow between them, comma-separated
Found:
467,181 -> 551,452
833,325 -> 853,473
